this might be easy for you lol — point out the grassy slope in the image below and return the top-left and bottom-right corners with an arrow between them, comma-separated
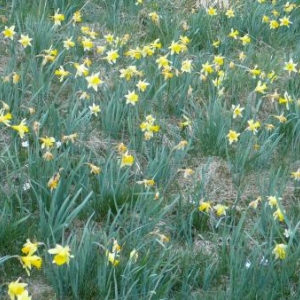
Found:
1,0 -> 300,299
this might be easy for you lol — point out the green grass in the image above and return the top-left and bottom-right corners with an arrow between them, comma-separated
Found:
1,0 -> 300,299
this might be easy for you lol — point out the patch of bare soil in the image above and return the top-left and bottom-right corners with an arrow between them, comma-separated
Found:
30,280 -> 55,300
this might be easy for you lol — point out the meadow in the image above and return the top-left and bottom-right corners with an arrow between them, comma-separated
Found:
1,0 -> 300,299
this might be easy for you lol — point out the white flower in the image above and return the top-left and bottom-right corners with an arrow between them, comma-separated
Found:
245,259 -> 251,269
284,228 -> 291,238
260,256 -> 268,266
23,182 -> 31,191
22,140 -> 29,148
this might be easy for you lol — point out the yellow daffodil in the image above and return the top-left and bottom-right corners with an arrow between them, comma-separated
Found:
179,115 -> 192,129
72,11 -> 82,23
227,130 -> 240,144
0,108 -> 12,126
8,279 -> 28,300
104,33 -> 114,44
269,20 -> 279,29
168,41 -> 186,55
268,196 -> 279,207
48,244 -> 74,265
156,55 -> 170,69
148,12 -> 160,25
249,65 -> 262,78
214,55 -> 224,66
246,120 -> 260,135
255,81 -> 267,94
291,169 -> 300,180
225,9 -> 235,18
40,136 -> 55,149
63,37 -> 75,50
51,10 -> 65,25
262,15 -> 270,23
181,60 -> 193,73
87,29 -> 98,39
120,152 -> 134,168
265,123 -> 275,131
178,168 -> 194,178
174,140 -> 188,150
10,119 -> 29,138
89,103 -> 101,116
137,179 -> 155,188
47,170 -> 61,191
278,92 -> 292,110
16,290 -> 31,300
40,47 -> 58,65
238,51 -> 246,61
18,34 -> 32,48
87,163 -> 101,174
84,57 -> 92,66
74,63 -> 89,77
54,66 -> 70,82
150,39 -> 162,49
141,45 -> 155,57
199,201 -> 212,213
273,208 -> 285,222
120,66 -> 139,81
129,249 -> 138,262
273,114 -> 287,123
249,196 -> 262,209
179,35 -> 190,45
86,72 -> 103,91
201,62 -> 214,75
280,16 -> 292,27
3,25 -> 15,40
22,239 -> 41,256
240,34 -> 251,45
78,91 -> 90,100
272,243 -> 287,260
213,39 -> 220,48
284,59 -> 297,75
106,251 -> 120,266
12,73 -> 20,84
136,79 -> 149,92
125,90 -> 139,105
232,104 -> 244,119
228,28 -> 239,39
284,2 -> 296,13
105,50 -> 119,64
207,7 -> 217,16
97,45 -> 106,54
213,204 -> 229,216
81,37 -> 94,51
161,66 -> 174,80
112,239 -> 121,253
20,254 -> 42,275
117,142 -> 127,154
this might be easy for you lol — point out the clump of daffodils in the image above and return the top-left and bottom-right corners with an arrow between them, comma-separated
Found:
140,115 -> 160,140
106,239 -> 121,267
19,239 -> 43,276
